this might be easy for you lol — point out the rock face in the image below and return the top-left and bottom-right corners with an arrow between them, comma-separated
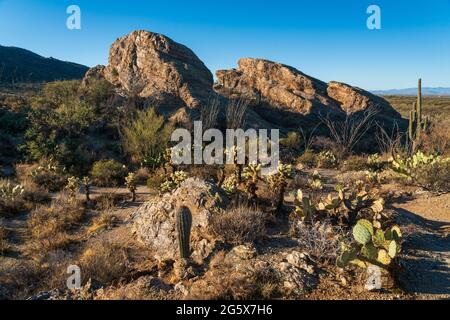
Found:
81,30 -> 402,129
327,81 -> 400,117
132,178 -> 228,262
215,58 -> 400,119
216,58 -> 341,115
84,30 -> 214,109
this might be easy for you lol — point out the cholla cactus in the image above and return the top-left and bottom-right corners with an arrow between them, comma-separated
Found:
265,162 -> 293,212
125,173 -> 137,202
225,146 -> 244,184
367,154 -> 384,172
336,219 -> 402,270
222,175 -> 238,195
242,162 -> 262,204
159,171 -> 188,195
66,176 -> 80,199
81,177 -> 92,201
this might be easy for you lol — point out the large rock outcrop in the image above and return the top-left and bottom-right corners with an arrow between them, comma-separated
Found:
132,178 -> 228,262
84,30 -> 214,109
215,58 -> 401,119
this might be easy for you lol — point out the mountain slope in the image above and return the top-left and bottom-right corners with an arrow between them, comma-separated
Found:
0,45 -> 88,83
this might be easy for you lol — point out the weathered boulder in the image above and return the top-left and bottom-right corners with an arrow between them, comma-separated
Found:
327,81 -> 401,117
105,30 -> 214,107
82,30 -> 215,110
215,58 -> 341,115
215,58 -> 401,120
132,178 -> 228,262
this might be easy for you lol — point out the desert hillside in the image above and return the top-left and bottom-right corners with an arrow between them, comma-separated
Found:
0,30 -> 448,301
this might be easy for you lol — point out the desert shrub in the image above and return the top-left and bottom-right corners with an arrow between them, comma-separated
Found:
297,150 -> 317,168
90,159 -> 126,187
414,160 -> 450,193
188,251 -> 281,300
121,108 -> 173,167
390,152 -> 450,193
292,220 -> 345,263
134,167 -> 150,184
87,213 -> 117,235
341,155 -> 369,172
29,159 -> 67,192
78,238 -> 130,285
26,194 -> 85,259
146,172 -> 166,191
0,222 -> 8,254
0,179 -> 26,215
210,205 -> 266,244
280,132 -> 300,150
92,193 -> 127,211
420,119 -> 450,156
21,180 -> 51,205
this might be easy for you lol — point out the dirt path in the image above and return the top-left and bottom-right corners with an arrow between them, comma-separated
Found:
392,193 -> 450,298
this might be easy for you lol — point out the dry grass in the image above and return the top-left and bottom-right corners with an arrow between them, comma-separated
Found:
384,95 -> 450,120
292,220 -> 346,264
209,204 -> 266,245
188,251 -> 281,300
26,193 -> 85,259
87,212 -> 117,235
78,237 -> 130,285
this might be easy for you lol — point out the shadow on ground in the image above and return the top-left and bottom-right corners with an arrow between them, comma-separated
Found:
394,207 -> 450,296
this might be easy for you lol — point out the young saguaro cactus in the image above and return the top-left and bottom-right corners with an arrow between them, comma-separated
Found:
176,206 -> 192,259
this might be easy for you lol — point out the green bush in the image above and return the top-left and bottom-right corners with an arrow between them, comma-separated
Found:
90,160 -> 127,187
121,108 -> 173,167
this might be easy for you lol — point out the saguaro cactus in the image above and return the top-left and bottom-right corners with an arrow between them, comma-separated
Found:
175,206 -> 192,259
408,78 -> 429,143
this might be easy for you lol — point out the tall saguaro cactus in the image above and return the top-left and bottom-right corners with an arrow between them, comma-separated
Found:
175,206 -> 192,259
408,78 -> 429,144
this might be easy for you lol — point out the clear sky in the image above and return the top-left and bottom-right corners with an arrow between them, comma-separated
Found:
1,0 -> 449,90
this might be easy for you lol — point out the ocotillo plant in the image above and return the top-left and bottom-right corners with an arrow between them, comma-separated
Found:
176,206 -> 192,259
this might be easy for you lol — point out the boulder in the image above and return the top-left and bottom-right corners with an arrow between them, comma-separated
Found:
132,178 -> 228,262
104,30 -> 214,108
215,58 -> 401,121
215,58 -> 341,115
327,81 -> 401,117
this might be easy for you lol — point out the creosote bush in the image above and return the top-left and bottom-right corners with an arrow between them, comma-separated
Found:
210,205 -> 266,244
90,159 -> 127,187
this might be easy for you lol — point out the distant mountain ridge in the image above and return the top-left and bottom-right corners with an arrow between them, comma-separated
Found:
0,45 -> 88,84
372,87 -> 450,96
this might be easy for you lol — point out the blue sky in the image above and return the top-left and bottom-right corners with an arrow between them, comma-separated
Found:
0,0 -> 449,90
